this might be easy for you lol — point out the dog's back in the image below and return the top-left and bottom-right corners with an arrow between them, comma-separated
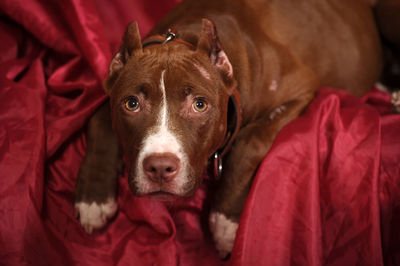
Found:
151,0 -> 382,96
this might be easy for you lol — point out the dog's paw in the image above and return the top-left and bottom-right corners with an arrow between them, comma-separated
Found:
391,91 -> 400,113
209,211 -> 239,259
74,198 -> 118,234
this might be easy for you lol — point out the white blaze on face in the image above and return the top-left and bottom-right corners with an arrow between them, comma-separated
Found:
160,69 -> 168,127
135,70 -> 188,193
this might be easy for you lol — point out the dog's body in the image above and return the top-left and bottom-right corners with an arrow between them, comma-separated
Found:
74,0 -> 399,258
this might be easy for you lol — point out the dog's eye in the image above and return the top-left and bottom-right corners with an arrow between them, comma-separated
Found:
124,97 -> 140,112
192,99 -> 208,112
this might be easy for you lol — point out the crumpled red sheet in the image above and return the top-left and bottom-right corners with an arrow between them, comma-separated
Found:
0,0 -> 399,265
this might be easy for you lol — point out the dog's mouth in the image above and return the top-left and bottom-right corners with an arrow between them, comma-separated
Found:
147,191 -> 180,202
132,179 -> 200,200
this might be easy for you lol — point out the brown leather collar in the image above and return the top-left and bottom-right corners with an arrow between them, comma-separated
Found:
142,29 -> 242,179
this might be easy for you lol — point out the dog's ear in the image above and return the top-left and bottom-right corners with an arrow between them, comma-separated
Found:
104,22 -> 142,93
197,19 -> 234,85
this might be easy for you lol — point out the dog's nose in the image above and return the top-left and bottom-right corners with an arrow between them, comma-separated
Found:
143,154 -> 180,182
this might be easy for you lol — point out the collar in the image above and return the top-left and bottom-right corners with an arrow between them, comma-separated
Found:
142,29 -> 195,49
143,29 -> 242,179
213,88 -> 242,179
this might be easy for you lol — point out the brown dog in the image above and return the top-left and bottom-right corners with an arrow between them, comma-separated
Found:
74,0 -> 399,258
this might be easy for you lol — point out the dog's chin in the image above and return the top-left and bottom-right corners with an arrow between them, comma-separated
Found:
133,190 -> 197,202
129,177 -> 201,200
146,191 -> 181,202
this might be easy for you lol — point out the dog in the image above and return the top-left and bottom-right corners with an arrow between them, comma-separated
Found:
74,0 -> 400,258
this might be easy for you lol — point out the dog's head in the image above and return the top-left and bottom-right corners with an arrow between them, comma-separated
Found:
105,19 -> 236,199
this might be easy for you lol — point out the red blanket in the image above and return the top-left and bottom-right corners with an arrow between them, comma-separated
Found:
0,0 -> 399,265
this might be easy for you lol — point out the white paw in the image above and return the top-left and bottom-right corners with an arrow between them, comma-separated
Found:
74,198 -> 118,234
391,91 -> 400,113
209,211 -> 239,259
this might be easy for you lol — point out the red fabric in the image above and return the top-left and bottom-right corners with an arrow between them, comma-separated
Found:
0,0 -> 399,265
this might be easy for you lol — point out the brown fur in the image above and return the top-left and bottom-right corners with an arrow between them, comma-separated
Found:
140,0 -> 381,217
76,0 -> 400,248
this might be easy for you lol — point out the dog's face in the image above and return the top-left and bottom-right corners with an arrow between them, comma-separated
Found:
105,20 -> 235,198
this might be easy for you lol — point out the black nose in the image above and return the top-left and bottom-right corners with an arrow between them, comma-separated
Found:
143,153 -> 180,182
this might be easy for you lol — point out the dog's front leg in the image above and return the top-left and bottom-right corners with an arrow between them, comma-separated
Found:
210,92 -> 314,258
74,101 -> 121,234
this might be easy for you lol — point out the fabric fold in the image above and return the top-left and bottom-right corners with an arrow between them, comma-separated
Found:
0,1 -> 399,265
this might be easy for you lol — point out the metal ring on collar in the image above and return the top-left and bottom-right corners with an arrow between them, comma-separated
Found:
213,152 -> 223,179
